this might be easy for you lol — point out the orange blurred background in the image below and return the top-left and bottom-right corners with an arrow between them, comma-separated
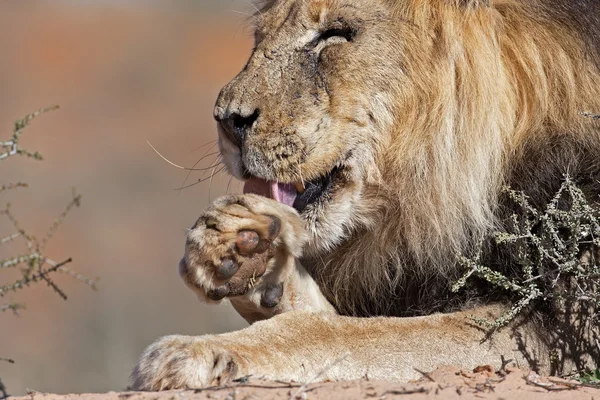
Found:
0,1 -> 256,395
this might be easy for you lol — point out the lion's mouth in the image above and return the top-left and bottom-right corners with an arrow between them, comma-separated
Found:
243,166 -> 343,214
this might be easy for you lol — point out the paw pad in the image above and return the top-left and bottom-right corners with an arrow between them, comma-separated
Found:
236,231 -> 260,255
215,259 -> 239,280
184,200 -> 295,312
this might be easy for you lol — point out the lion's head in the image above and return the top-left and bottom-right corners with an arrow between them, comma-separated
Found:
214,0 -> 600,314
216,0 -> 404,254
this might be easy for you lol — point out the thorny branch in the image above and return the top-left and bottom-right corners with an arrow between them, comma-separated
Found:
1,107 -> 98,396
0,105 -> 58,162
1,107 -> 97,314
453,177 -> 600,329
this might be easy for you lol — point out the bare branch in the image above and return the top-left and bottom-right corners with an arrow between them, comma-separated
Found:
454,176 -> 600,328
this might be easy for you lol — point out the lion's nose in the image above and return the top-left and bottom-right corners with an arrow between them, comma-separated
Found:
215,109 -> 260,148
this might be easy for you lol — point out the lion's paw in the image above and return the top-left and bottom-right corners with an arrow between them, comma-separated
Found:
180,194 -> 307,317
131,335 -> 244,391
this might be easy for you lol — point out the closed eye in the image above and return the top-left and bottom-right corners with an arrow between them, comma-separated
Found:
319,27 -> 355,43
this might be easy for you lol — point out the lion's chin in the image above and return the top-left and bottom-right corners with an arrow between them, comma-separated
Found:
242,165 -> 346,215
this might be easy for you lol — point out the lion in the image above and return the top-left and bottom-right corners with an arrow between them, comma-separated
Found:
131,0 -> 600,390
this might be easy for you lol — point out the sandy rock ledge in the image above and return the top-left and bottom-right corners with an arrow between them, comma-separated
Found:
9,366 -> 600,400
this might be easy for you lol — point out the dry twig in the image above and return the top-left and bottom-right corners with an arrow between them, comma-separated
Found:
1,107 -> 96,313
1,107 -> 99,395
289,353 -> 350,400
453,177 -> 600,328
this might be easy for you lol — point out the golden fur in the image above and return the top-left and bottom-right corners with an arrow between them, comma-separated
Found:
311,0 -> 600,315
132,0 -> 600,390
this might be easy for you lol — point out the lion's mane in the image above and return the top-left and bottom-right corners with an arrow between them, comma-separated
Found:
299,0 -> 600,316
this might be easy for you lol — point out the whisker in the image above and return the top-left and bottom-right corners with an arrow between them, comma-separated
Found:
179,146 -> 220,195
148,141 -> 220,171
188,151 -> 221,165
195,155 -> 223,182
229,0 -> 261,40
181,160 -> 224,172
226,175 -> 234,195
206,153 -> 223,170
208,160 -> 226,201
187,140 -> 217,155
207,158 -> 232,200
228,9 -> 256,18
147,141 -> 187,170
208,165 -> 217,201
175,166 -> 227,191
239,0 -> 262,15
175,159 -> 223,194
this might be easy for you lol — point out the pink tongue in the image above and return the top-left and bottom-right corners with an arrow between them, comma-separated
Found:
243,177 -> 297,207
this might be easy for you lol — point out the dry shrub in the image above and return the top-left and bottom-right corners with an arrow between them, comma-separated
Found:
0,107 -> 97,397
453,178 -> 600,329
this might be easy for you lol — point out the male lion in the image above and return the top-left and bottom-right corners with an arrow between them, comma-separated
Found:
132,0 -> 600,390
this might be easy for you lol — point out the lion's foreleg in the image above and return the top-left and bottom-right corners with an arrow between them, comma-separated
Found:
132,304 -> 547,390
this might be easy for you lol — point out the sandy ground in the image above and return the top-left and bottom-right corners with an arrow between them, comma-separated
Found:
9,366 -> 600,400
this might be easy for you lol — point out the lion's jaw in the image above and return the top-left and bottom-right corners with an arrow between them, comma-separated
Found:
214,0 -> 398,254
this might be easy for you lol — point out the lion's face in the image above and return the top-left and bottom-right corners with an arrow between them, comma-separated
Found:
215,0 -> 412,253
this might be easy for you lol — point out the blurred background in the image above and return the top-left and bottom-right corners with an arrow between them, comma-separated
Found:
0,1 -> 256,395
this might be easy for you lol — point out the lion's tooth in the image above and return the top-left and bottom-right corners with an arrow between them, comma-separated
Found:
295,182 -> 305,194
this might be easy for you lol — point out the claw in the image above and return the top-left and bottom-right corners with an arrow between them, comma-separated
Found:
248,270 -> 257,288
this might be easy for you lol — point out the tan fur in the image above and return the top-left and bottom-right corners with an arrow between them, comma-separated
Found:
132,0 -> 600,390
317,0 -> 600,314
132,306 -> 545,390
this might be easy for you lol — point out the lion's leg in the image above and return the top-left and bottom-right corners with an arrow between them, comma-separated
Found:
180,194 -> 335,324
132,304 -> 548,390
